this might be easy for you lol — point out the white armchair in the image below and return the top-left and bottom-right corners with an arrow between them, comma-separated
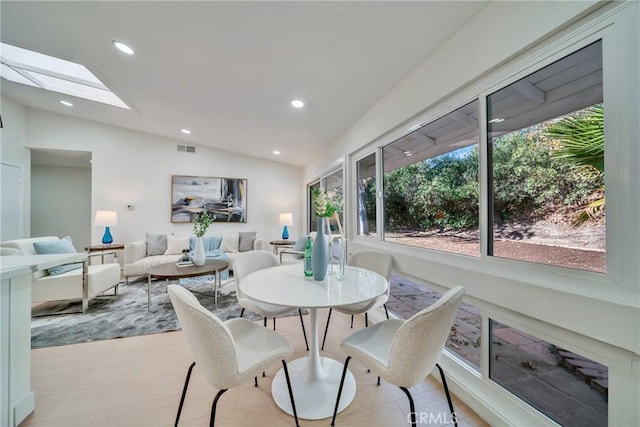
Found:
0,236 -> 121,313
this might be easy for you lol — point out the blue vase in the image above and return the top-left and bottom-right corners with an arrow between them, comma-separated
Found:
101,226 -> 113,244
312,218 -> 328,281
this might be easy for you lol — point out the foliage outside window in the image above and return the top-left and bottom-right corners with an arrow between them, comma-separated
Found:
487,40 -> 605,273
382,100 -> 480,256
322,168 -> 344,235
356,152 -> 377,237
308,181 -> 321,232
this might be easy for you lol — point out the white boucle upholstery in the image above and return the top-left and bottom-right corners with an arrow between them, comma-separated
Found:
334,250 -> 393,315
167,284 -> 293,392
234,251 -> 309,352
322,250 -> 394,351
233,250 -> 295,316
341,286 -> 465,387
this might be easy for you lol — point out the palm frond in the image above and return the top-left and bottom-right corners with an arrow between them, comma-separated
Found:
570,196 -> 605,229
545,105 -> 604,172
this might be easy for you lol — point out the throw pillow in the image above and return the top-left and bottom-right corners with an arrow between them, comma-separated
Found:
222,231 -> 239,253
189,236 -> 222,252
33,236 -> 82,276
146,233 -> 167,256
238,231 -> 257,252
165,235 -> 190,255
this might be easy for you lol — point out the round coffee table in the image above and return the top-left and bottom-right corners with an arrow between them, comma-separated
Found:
146,259 -> 228,312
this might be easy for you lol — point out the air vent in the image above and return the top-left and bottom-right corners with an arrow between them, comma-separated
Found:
177,145 -> 196,153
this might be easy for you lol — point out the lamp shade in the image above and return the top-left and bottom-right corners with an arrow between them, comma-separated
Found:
279,212 -> 293,226
94,210 -> 118,227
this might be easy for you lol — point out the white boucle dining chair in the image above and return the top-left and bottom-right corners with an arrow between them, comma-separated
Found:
167,285 -> 299,427
234,250 -> 309,351
331,285 -> 465,427
321,249 -> 393,350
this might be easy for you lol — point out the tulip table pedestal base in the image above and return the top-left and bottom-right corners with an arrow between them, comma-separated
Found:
272,356 -> 356,420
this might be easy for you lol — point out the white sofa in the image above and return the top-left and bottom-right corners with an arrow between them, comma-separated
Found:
0,236 -> 121,313
123,231 -> 265,282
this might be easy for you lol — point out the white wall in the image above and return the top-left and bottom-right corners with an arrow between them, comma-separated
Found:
0,97 -> 30,240
23,109 -> 304,245
31,165 -> 91,249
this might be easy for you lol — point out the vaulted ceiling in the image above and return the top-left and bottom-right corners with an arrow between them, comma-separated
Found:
1,1 -> 489,167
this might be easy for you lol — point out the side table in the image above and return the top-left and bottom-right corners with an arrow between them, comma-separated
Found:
84,243 -> 124,265
269,240 -> 294,255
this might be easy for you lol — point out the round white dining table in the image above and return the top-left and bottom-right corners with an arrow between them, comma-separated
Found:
239,263 -> 389,420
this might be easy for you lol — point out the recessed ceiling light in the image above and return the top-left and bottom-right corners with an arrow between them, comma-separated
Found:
113,40 -> 135,55
291,99 -> 304,108
272,150 -> 281,155
404,151 -> 413,157
181,129 -> 191,135
489,118 -> 505,123
60,100 -> 73,107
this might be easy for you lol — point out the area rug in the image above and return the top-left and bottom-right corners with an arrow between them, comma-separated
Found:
31,276 -> 261,349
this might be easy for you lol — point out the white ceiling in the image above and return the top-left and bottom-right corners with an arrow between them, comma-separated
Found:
1,1 -> 489,167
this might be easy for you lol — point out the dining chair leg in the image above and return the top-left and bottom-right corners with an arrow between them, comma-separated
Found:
364,312 -> 368,327
350,314 -> 354,328
273,317 -> 276,330
174,362 -> 195,427
281,360 -> 300,427
377,376 -> 380,386
254,376 -> 258,387
436,363 -> 458,427
209,389 -> 227,427
383,303 -> 389,319
321,308 -> 333,351
263,317 -> 267,327
399,386 -> 416,427
331,356 -> 351,426
239,307 -> 245,318
298,309 -> 309,351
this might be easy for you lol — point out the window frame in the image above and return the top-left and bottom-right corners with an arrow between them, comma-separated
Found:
344,3 -> 638,426
347,4 -> 638,354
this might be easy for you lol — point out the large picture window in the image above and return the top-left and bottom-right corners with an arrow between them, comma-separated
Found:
382,100 -> 479,256
487,40 -> 605,272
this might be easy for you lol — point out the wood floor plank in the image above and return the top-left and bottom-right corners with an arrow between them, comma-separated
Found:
23,308 -> 488,427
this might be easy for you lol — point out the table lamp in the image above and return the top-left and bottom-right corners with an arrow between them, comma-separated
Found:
94,210 -> 118,244
279,212 -> 293,240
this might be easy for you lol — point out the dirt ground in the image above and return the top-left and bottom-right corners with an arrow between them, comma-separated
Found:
384,219 -> 606,273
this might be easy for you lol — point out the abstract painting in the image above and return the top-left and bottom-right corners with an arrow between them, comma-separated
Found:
171,175 -> 247,223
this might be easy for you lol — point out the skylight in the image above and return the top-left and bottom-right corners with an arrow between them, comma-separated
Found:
0,42 -> 130,109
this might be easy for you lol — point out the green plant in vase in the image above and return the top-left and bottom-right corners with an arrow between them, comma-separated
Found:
192,211 -> 214,265
311,188 -> 338,280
